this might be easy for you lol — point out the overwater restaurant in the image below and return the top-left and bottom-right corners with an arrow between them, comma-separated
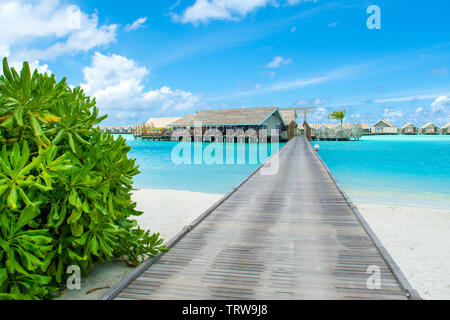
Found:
169,107 -> 298,143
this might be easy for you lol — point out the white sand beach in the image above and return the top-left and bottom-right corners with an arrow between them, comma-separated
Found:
59,189 -> 450,300
356,203 -> 450,300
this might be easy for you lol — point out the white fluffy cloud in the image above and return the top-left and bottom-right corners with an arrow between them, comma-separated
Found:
431,96 -> 450,112
1,0 -> 117,63
7,60 -> 52,75
266,56 -> 292,68
173,0 -> 313,24
383,108 -> 404,122
309,107 -> 329,122
373,97 -> 450,126
81,53 -> 202,123
174,0 -> 273,24
125,17 -> 148,32
428,96 -> 450,124
81,52 -> 149,98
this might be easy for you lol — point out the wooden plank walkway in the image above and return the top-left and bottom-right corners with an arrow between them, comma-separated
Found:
103,136 -> 419,300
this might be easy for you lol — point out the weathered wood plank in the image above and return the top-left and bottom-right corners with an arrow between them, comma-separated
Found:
102,136 -> 418,300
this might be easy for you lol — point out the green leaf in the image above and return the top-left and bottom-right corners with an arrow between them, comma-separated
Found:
70,223 -> 83,237
74,132 -> 91,145
0,268 -> 7,286
18,187 -> 34,207
41,251 -> 56,272
67,248 -> 86,261
68,133 -> 77,154
67,208 -> 82,224
52,129 -> 65,145
0,184 -> 9,197
2,58 -> 13,82
16,205 -> 40,231
69,189 -> 82,209
28,274 -> 52,285
29,112 -> 44,137
13,105 -> 25,127
21,61 -> 31,92
0,115 -> 14,129
7,184 -> 18,211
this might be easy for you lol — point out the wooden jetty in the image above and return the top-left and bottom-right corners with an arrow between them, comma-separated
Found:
133,123 -> 173,141
102,136 -> 419,300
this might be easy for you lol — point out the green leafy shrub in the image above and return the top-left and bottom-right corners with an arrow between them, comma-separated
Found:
0,59 -> 167,300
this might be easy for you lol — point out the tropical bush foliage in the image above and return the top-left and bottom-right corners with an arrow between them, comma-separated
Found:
0,59 -> 167,300
328,109 -> 346,127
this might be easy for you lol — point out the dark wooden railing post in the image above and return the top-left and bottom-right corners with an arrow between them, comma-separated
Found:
303,121 -> 311,140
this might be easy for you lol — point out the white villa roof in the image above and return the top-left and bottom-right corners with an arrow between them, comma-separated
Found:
401,122 -> 418,129
420,122 -> 439,129
372,119 -> 396,127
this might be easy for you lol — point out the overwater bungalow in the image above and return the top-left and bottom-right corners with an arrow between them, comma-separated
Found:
303,123 -> 361,141
400,123 -> 419,135
371,119 -> 399,135
169,107 -> 292,142
99,126 -> 133,134
419,122 -> 440,135
356,123 -> 371,135
440,122 -> 450,135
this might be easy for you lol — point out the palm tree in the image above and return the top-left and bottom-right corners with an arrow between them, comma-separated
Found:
328,109 -> 346,128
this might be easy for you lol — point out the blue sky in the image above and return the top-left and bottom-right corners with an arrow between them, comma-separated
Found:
1,0 -> 449,126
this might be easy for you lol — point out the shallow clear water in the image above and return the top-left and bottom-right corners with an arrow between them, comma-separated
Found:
120,134 -> 450,209
120,135 -> 284,194
312,135 -> 450,209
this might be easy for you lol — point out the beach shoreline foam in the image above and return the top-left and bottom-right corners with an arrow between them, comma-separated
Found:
58,189 -> 450,300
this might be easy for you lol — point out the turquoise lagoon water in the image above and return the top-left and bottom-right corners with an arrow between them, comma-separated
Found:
120,135 -> 284,194
313,135 -> 450,209
120,134 -> 450,209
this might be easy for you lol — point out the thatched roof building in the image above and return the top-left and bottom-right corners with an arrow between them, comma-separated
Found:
146,117 -> 181,128
356,123 -> 371,134
356,123 -> 370,129
279,109 -> 297,125
169,107 -> 289,141
170,107 -> 286,127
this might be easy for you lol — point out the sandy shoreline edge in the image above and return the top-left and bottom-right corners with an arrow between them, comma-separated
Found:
58,189 -> 450,300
